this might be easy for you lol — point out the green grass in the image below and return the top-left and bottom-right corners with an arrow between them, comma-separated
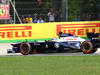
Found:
0,56 -> 100,75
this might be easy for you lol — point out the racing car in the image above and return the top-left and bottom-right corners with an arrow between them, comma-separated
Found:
11,32 -> 100,55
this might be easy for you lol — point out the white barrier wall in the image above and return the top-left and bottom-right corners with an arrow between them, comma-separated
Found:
95,48 -> 100,54
0,43 -> 12,55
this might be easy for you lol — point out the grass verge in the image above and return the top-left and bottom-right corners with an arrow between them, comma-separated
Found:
0,55 -> 100,75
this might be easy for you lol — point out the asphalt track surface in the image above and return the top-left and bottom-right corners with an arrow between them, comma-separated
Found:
0,52 -> 100,57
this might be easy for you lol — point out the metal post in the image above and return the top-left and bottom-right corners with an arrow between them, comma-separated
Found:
65,0 -> 68,21
62,0 -> 68,21
13,0 -> 16,24
10,0 -> 22,24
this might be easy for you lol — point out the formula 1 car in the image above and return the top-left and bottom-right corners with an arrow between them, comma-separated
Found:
11,32 -> 100,55
45,32 -> 86,53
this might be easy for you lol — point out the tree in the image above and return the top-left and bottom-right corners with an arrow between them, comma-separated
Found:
80,0 -> 98,20
68,0 -> 81,21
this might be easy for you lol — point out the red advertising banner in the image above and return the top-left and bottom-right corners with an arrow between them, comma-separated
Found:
56,23 -> 100,37
0,5 -> 10,19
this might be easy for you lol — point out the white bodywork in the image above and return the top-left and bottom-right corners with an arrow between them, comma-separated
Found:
52,36 -> 86,43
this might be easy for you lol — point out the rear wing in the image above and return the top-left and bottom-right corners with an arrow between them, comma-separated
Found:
87,32 -> 100,40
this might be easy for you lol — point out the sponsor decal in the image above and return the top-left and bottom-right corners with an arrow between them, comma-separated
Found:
0,26 -> 32,38
0,5 -> 10,19
0,26 -> 32,31
57,23 -> 100,37
66,38 -> 77,40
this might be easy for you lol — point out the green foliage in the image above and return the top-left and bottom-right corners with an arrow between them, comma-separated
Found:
68,0 -> 99,21
68,0 -> 81,21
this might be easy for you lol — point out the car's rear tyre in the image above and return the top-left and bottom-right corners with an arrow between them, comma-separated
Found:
81,41 -> 97,54
20,42 -> 31,55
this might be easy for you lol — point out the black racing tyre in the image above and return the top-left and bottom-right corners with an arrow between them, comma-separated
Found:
81,41 -> 97,54
20,42 -> 31,55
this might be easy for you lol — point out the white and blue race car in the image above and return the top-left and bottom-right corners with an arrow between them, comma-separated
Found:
11,32 -> 99,55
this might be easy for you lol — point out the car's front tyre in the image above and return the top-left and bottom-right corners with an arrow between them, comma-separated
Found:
20,42 -> 31,55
